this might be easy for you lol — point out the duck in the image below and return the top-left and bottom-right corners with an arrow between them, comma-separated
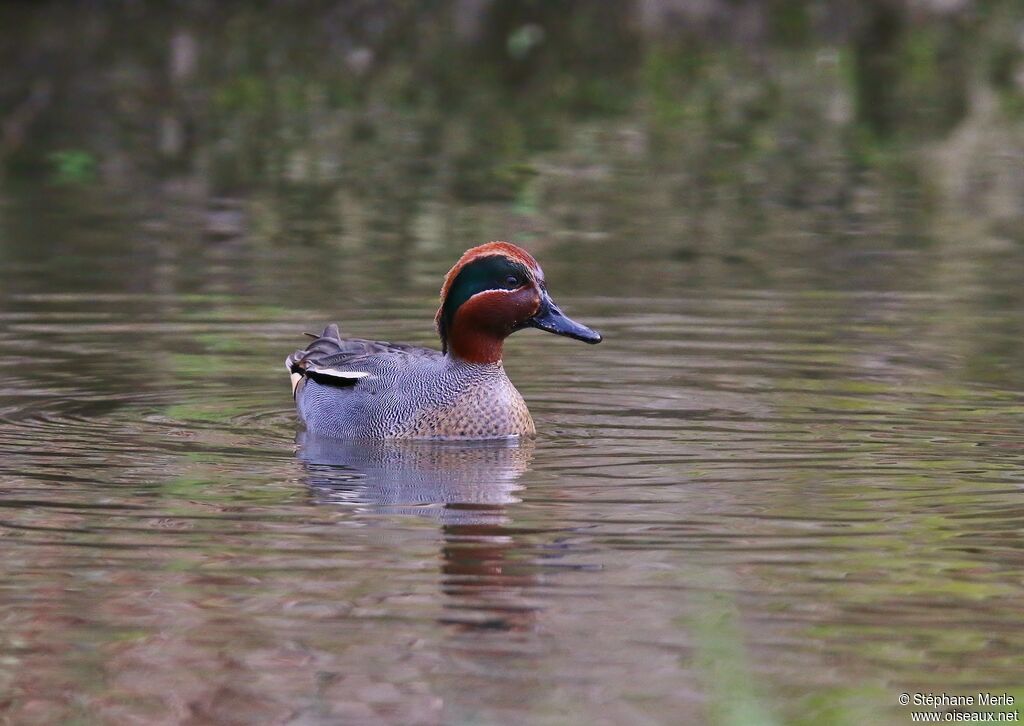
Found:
286,241 -> 602,440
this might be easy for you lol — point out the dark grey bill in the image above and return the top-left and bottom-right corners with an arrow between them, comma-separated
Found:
526,294 -> 602,344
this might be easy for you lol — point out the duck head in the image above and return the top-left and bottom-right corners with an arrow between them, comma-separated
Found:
436,241 -> 602,364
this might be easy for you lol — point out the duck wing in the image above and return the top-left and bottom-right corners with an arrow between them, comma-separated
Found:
285,323 -> 440,394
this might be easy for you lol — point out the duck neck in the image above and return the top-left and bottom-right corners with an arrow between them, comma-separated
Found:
446,326 -> 505,365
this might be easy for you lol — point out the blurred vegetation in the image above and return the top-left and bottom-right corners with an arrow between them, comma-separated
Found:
2,0 -> 1024,265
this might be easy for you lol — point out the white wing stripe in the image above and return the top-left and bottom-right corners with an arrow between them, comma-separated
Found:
313,369 -> 371,380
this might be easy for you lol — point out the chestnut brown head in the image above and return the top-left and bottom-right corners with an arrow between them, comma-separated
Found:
436,242 -> 602,364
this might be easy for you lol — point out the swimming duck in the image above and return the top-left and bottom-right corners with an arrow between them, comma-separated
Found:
286,241 -> 602,439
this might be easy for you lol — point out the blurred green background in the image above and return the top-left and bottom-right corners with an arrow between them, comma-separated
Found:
4,0 -> 1024,274
4,1 -> 1024,390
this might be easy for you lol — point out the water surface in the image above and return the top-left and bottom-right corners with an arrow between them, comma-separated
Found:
1,198 -> 1022,724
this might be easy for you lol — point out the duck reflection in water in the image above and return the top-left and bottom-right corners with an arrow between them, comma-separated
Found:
297,432 -> 539,633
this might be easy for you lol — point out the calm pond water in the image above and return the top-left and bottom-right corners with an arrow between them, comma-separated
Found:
1,186 -> 1023,726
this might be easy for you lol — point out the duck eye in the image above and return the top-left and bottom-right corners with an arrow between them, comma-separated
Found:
505,275 -> 521,288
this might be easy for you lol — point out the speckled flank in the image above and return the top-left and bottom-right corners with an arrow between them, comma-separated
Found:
290,335 -> 536,440
405,376 -> 535,439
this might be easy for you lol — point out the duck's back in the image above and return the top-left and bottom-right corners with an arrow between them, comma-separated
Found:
287,325 -> 535,440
